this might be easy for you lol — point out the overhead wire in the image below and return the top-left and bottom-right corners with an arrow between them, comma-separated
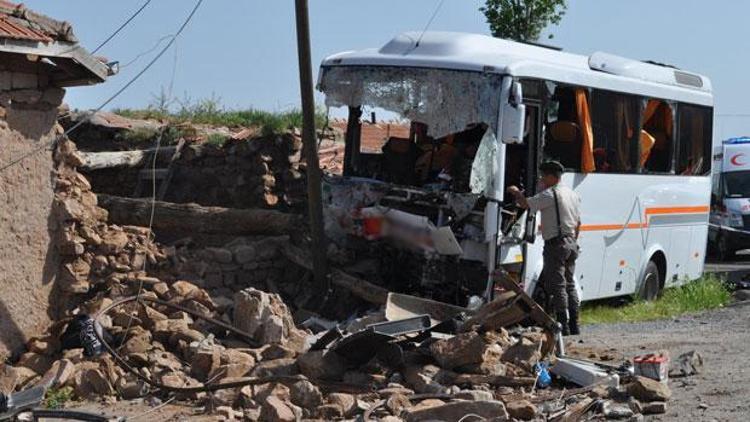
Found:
91,0 -> 154,54
0,0 -> 205,173
56,0 -> 153,57
415,0 -> 446,47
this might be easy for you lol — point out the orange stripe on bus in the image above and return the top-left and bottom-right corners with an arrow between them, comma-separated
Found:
644,206 -> 710,216
580,223 -> 645,232
578,205 -> 708,232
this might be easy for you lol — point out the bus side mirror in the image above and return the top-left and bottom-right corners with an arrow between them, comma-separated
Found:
501,103 -> 526,144
501,80 -> 525,144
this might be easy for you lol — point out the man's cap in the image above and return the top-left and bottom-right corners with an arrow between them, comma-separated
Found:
539,160 -> 565,174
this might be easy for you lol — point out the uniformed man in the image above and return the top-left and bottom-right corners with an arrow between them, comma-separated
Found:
506,160 -> 582,335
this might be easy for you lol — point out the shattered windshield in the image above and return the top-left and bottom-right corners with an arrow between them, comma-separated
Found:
319,66 -> 503,196
319,66 -> 502,139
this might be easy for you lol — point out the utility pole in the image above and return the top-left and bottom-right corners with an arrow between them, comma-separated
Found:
294,0 -> 328,297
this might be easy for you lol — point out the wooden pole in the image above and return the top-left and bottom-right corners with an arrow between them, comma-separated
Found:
294,0 -> 328,295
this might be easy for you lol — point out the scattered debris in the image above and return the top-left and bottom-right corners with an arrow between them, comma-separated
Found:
0,106 -> 687,421
672,350 -> 703,377
633,351 -> 670,382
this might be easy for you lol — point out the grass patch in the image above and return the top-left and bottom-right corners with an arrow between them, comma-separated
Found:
43,386 -> 74,409
113,96 -> 327,136
580,275 -> 732,325
205,133 -> 229,147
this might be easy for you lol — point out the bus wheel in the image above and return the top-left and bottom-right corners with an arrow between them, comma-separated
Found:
639,261 -> 661,301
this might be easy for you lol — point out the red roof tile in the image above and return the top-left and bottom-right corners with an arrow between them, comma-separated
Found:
0,15 -> 51,42
0,1 -> 71,43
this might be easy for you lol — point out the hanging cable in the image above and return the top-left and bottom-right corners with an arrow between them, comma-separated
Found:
0,0 -> 205,173
118,29 -> 182,350
119,34 -> 175,69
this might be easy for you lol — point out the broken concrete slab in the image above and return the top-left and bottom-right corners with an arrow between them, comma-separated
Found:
628,376 -> 671,402
429,332 -> 502,370
233,287 -> 308,351
642,401 -> 667,414
404,400 -> 509,422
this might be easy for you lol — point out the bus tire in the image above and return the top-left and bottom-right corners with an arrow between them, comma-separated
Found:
638,261 -> 661,301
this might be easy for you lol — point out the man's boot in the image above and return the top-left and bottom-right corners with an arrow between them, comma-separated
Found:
556,312 -> 570,336
568,308 -> 580,336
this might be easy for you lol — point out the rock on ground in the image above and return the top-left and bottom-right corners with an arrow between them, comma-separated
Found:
404,400 -> 509,422
628,376 -> 672,402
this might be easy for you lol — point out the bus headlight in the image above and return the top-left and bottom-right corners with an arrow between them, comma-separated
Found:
726,212 -> 744,228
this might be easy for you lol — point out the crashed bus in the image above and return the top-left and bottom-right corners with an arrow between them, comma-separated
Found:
317,32 -> 713,307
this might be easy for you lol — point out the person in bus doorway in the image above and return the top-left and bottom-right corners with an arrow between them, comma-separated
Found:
506,160 -> 582,336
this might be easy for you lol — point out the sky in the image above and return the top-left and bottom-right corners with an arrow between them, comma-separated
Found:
26,0 -> 750,140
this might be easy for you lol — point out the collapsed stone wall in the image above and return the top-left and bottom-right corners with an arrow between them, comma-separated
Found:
165,136 -> 307,209
0,58 -> 68,360
63,113 -> 344,211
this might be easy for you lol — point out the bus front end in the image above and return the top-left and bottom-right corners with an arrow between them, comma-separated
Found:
316,64 -> 528,307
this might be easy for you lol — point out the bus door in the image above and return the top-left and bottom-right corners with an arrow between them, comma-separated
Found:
515,101 -> 545,293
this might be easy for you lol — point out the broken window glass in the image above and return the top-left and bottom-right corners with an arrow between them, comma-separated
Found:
469,130 -> 498,196
319,66 -> 502,139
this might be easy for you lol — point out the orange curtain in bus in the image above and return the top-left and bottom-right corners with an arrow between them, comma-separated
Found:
643,100 -> 673,138
575,89 -> 596,173
643,99 -> 660,124
639,130 -> 655,166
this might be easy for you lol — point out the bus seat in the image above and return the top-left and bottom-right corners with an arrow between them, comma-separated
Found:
546,121 -> 582,170
549,121 -> 581,144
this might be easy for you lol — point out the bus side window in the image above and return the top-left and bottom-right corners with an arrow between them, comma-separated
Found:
590,90 -> 639,173
544,85 -> 582,171
641,100 -> 674,174
676,105 -> 713,175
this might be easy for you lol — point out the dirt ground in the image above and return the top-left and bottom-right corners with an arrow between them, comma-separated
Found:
579,300 -> 750,421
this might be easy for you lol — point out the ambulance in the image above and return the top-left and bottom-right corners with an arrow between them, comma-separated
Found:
709,137 -> 750,260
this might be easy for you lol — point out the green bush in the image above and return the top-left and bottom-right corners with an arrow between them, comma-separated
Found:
43,387 -> 74,409
581,275 -> 732,325
113,96 -> 326,136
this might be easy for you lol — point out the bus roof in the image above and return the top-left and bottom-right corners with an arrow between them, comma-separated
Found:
321,32 -> 713,107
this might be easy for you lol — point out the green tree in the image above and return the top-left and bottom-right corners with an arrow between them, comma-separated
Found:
480,0 -> 567,42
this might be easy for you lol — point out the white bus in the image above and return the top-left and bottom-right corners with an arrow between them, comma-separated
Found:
317,32 -> 713,306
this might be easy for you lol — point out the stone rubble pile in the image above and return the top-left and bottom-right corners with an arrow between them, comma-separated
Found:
0,137 -> 676,421
52,138 -> 169,300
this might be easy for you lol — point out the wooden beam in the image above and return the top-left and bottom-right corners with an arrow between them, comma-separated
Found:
98,195 -> 299,236
78,147 -> 177,171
